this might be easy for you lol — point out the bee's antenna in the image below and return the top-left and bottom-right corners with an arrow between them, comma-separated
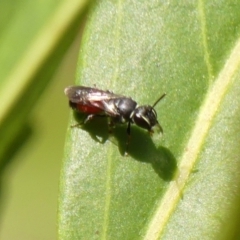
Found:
152,93 -> 166,108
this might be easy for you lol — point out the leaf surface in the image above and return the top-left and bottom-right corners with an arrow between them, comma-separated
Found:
59,1 -> 240,239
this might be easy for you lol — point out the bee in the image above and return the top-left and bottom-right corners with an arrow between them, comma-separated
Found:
65,86 -> 165,153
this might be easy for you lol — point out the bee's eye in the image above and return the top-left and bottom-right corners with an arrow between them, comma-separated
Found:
132,106 -> 158,131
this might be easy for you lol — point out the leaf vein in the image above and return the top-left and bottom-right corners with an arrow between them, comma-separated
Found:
143,38 -> 240,240
198,0 -> 213,83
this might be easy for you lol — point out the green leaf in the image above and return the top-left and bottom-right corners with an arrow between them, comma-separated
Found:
0,0 -> 92,165
59,1 -> 240,239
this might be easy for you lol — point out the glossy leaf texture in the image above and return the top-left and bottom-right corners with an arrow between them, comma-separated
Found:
59,1 -> 240,239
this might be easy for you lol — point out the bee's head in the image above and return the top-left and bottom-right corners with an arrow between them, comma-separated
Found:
131,106 -> 162,133
130,93 -> 166,133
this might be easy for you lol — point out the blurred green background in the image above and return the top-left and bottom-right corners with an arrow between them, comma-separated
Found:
0,31 -> 80,240
0,0 -> 90,238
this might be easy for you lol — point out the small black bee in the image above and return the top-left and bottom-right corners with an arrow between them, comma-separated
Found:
64,86 -> 165,152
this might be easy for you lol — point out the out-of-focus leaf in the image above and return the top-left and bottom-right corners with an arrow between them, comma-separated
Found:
0,0 -> 92,164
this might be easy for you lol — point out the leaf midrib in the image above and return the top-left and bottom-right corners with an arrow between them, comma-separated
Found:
143,38 -> 240,240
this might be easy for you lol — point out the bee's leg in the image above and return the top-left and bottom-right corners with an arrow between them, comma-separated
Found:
124,121 -> 131,156
108,119 -> 115,134
71,114 -> 95,128
70,123 -> 82,128
83,114 -> 95,124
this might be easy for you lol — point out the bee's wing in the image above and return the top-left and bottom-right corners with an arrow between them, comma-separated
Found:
64,86 -> 125,116
64,86 -> 103,103
64,86 -> 123,103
